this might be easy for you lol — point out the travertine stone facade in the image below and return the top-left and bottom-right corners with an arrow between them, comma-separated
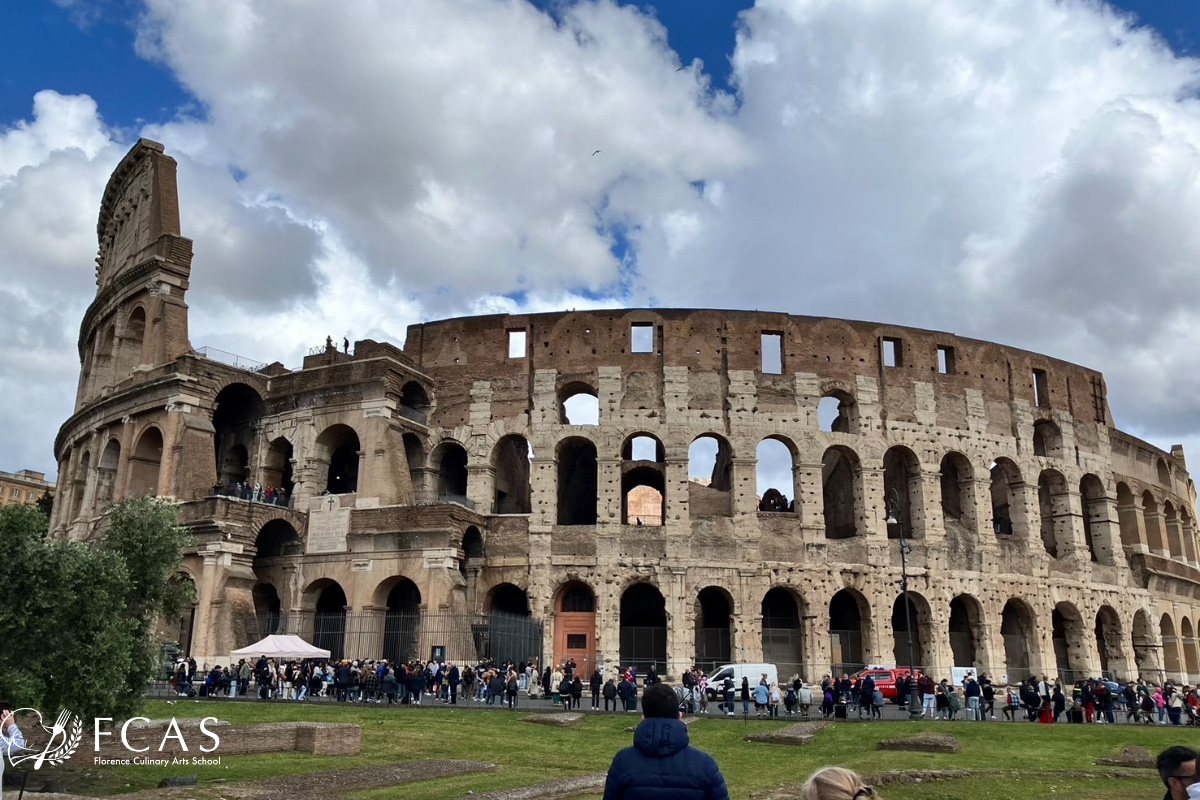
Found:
54,140 -> 1200,685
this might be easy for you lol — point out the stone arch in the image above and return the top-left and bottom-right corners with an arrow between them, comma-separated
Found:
379,577 -> 422,664
1037,469 -> 1070,558
829,588 -> 871,674
1116,482 -> 1141,550
817,389 -> 858,434
1161,613 -> 1182,680
823,446 -> 862,539
1143,491 -> 1167,553
431,439 -> 469,501
128,426 -> 164,497
255,519 -> 299,558
1157,457 -> 1172,487
96,438 -> 121,506
486,582 -> 530,616
623,433 -> 666,525
689,433 -> 733,517
554,581 -> 597,672
891,591 -> 933,671
560,381 -> 599,425
883,446 -> 922,539
263,437 -> 294,499
762,586 -> 806,680
1079,474 -> 1105,563
949,594 -> 986,670
1052,601 -> 1086,683
493,434 -> 532,514
1094,605 -> 1127,680
398,380 -> 431,425
315,424 -> 361,494
620,582 -> 667,674
1181,617 -> 1199,679
695,586 -> 734,672
1032,419 -> 1062,458
1163,501 -> 1184,560
939,452 -> 973,522
757,436 -> 797,512
461,525 -> 484,574
305,579 -> 347,662
989,458 -> 1023,537
557,436 -> 598,525
402,432 -> 425,502
117,304 -> 146,375
212,383 -> 263,486
622,432 -> 665,462
1132,609 -> 1158,680
1001,598 -> 1037,682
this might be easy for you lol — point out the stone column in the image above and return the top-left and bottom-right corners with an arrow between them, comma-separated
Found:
467,463 -> 494,513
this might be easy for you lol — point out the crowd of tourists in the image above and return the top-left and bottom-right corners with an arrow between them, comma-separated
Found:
210,482 -> 291,506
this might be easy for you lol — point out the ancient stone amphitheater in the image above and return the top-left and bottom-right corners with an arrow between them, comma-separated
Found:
52,139 -> 1200,685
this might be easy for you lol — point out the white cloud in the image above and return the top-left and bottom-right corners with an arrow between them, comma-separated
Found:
10,0 -> 1200,478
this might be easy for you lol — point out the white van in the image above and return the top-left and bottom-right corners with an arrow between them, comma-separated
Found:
704,663 -> 778,699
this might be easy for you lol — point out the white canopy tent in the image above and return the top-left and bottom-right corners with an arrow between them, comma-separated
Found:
230,634 -> 331,661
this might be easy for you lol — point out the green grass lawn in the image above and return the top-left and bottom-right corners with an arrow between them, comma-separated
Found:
49,701 -> 1186,799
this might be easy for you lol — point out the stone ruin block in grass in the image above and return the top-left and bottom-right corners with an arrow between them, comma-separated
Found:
1096,745 -> 1156,768
523,712 -> 584,727
876,734 -> 960,754
744,721 -> 830,746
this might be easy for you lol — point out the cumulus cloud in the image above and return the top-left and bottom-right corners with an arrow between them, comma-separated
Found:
10,0 -> 1200,476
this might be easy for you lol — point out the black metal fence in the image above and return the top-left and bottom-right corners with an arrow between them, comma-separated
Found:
253,610 -> 543,666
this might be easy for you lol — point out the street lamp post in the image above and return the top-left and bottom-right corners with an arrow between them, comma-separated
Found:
886,487 -> 923,721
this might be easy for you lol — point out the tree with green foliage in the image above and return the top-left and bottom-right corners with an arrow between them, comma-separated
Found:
35,489 -> 53,517
0,497 -> 193,720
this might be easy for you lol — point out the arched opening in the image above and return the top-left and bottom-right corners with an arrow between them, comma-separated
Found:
1052,602 -> 1085,683
71,451 -> 91,519
1001,599 -> 1036,682
1037,469 -> 1070,558
1157,457 -> 1172,487
762,588 -> 805,680
623,434 -> 665,525
461,526 -> 484,576
557,437 -> 598,524
694,587 -> 733,673
383,578 -> 422,664
829,589 -> 869,675
262,437 -> 294,501
823,446 -> 861,539
1079,474 -> 1105,563
212,383 -> 264,487
398,381 -> 430,425
96,439 -> 121,507
1164,501 -> 1184,560
1032,420 -> 1062,458
488,583 -> 530,616
891,593 -> 930,670
689,434 -> 733,517
312,581 -> 347,662
1095,606 -> 1125,680
172,573 -> 197,656
95,323 -> 116,391
620,583 -> 667,675
1161,614 -> 1182,680
949,595 -> 984,670
1142,491 -> 1167,553
990,458 -> 1022,536
1182,509 -> 1198,564
1132,610 -> 1157,680
487,583 -> 539,666
939,452 -> 972,522
555,582 -> 597,672
433,440 -> 469,501
255,519 -> 299,558
560,383 -> 599,425
253,584 -> 282,637
1116,482 -> 1141,550
493,435 -> 532,514
1181,618 -> 1199,679
756,437 -> 795,512
128,427 -> 163,497
118,306 -> 146,376
316,425 -> 361,494
818,391 -> 857,434
883,446 -> 921,539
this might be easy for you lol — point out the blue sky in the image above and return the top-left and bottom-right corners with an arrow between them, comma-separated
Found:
8,1 -> 1198,131
6,0 -> 1200,479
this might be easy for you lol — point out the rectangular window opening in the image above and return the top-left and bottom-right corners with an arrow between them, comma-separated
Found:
631,323 -> 654,353
507,329 -> 527,359
1091,375 -> 1107,424
936,345 -> 955,375
1033,368 -> 1049,408
761,332 -> 783,374
566,634 -> 587,650
882,337 -> 902,368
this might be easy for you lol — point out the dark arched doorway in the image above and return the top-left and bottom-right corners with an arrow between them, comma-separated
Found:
695,587 -> 732,672
762,588 -> 805,680
620,583 -> 667,674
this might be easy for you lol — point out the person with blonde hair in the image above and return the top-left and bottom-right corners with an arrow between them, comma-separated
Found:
801,767 -> 877,800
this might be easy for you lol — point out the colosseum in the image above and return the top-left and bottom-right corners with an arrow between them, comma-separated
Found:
51,139 -> 1200,686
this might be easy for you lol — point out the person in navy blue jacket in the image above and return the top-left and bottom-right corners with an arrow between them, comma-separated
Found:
603,683 -> 730,800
